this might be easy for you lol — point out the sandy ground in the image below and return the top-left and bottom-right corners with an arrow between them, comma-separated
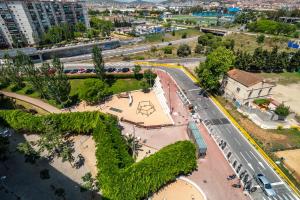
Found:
70,91 -> 173,126
271,83 -> 300,115
0,133 -> 100,200
275,149 -> 300,181
136,145 -> 157,162
152,179 -> 205,200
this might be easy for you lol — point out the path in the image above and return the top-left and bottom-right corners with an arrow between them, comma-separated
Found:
0,91 -> 61,114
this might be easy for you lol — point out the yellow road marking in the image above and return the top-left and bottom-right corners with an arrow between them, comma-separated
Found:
134,61 -> 300,197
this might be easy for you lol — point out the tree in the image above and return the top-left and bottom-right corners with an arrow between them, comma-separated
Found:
79,79 -> 111,105
143,69 -> 157,86
256,34 -> 265,44
133,65 -> 142,79
4,53 -> 24,88
75,22 -> 86,33
163,46 -> 173,54
123,134 -> 142,159
275,104 -> 290,117
172,30 -> 175,36
17,142 -> 40,163
195,47 -> 235,91
181,32 -> 187,39
37,120 -> 74,163
289,50 -> 300,72
92,45 -> 105,80
177,44 -> 191,57
140,80 -> 150,93
194,44 -> 204,54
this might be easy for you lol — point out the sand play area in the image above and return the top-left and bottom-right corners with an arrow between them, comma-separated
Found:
152,179 -> 205,200
70,91 -> 173,126
275,149 -> 300,181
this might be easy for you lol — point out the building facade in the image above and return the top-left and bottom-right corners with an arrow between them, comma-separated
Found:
0,0 -> 90,49
221,69 -> 276,107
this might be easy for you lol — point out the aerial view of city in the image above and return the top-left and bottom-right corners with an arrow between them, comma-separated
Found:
1,0 -> 300,200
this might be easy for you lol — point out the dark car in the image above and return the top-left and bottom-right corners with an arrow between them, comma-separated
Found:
107,68 -> 116,73
70,69 -> 79,74
122,68 -> 130,73
63,69 -> 71,74
168,42 -> 172,46
85,69 -> 93,73
116,68 -> 123,72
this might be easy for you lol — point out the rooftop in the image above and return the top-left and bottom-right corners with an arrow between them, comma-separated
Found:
227,69 -> 263,87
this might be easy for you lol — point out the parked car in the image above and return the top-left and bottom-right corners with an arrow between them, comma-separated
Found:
85,69 -> 93,73
107,68 -> 116,73
63,69 -> 71,74
122,68 -> 130,73
78,68 -> 87,73
116,68 -> 123,72
256,174 -> 276,196
70,69 -> 79,74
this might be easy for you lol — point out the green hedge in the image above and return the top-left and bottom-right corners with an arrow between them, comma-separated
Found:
0,110 -> 197,200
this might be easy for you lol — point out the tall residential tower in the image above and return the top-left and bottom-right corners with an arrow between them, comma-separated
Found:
0,0 -> 90,49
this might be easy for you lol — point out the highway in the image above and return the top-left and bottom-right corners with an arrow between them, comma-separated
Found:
59,36 -> 198,63
62,63 -> 299,200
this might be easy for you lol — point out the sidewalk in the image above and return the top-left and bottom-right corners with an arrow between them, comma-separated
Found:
0,91 -> 61,114
188,123 -> 249,200
155,70 -> 190,126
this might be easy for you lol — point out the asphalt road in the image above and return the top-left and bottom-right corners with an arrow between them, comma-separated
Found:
163,67 -> 299,200
59,36 -> 198,63
62,63 -> 299,200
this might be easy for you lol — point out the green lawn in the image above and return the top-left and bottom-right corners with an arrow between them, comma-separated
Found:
3,78 -> 143,108
69,78 -> 143,96
145,28 -> 201,43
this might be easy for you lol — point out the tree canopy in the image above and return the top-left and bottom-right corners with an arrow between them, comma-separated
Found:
196,47 -> 235,91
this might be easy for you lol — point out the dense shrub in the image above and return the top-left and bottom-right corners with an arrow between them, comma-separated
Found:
275,104 -> 290,117
0,110 -> 197,200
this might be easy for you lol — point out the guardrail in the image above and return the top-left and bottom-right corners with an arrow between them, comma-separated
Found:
136,61 -> 300,198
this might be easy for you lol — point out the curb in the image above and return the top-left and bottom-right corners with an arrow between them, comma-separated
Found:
139,62 -> 300,198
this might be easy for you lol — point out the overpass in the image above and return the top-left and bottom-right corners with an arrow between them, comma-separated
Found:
200,27 -> 232,36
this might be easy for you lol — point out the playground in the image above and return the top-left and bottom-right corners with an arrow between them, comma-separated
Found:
70,90 -> 173,126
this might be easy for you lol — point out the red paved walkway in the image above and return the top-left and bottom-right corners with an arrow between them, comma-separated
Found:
156,70 -> 190,126
188,123 -> 249,200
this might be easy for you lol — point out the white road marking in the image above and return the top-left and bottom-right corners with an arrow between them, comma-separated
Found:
234,137 -> 241,146
271,182 -> 285,186
240,152 -> 248,162
282,194 -> 291,200
259,161 -> 266,169
248,163 -> 254,171
188,88 -> 201,92
287,194 -> 297,200
277,195 -> 284,200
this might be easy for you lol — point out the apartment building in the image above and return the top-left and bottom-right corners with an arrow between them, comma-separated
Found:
0,0 -> 90,49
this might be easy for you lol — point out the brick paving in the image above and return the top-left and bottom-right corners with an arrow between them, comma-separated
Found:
188,123 -> 249,200
155,70 -> 190,126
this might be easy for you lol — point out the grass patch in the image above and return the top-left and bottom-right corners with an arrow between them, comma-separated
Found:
145,28 -> 201,43
3,78 -> 143,108
259,72 -> 300,85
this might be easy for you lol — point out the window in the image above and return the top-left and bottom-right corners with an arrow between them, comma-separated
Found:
258,90 -> 262,96
248,91 -> 253,98
236,87 -> 240,93
268,88 -> 272,94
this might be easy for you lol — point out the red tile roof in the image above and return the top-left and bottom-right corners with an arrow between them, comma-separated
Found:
227,69 -> 263,87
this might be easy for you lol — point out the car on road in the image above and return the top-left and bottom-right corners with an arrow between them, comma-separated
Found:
78,68 -> 87,73
107,68 -> 116,73
122,68 -> 130,73
168,42 -> 172,46
256,174 -> 276,197
85,69 -> 93,73
116,68 -> 123,73
63,69 -> 71,74
69,69 -> 79,74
